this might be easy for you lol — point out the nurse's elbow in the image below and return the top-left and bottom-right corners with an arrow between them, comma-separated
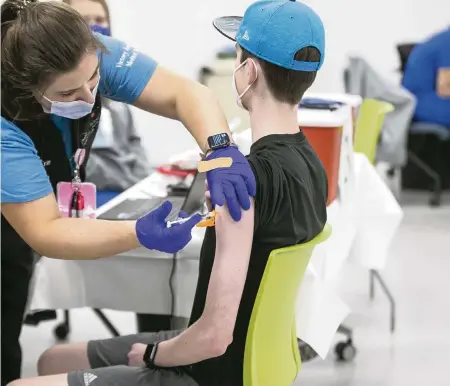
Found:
19,222 -> 59,259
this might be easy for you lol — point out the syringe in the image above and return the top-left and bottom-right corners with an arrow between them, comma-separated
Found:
167,211 -> 216,228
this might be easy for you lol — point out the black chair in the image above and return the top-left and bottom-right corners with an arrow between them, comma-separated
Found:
397,43 -> 417,73
396,43 -> 450,207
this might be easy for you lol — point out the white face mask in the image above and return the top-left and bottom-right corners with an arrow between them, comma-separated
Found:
42,78 -> 100,120
232,59 -> 258,109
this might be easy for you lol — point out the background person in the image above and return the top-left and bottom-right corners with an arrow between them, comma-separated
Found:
63,0 -> 152,199
402,26 -> 450,129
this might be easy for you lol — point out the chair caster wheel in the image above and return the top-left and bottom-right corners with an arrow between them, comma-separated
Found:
387,168 -> 396,177
335,341 -> 357,362
429,196 -> 441,207
298,339 -> 318,362
54,323 -> 70,341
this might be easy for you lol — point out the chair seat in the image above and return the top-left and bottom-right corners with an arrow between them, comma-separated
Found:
410,122 -> 450,141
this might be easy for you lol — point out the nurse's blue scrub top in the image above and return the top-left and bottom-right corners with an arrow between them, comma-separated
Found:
1,34 -> 157,204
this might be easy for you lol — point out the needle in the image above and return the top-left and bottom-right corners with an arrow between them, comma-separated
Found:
167,211 -> 214,228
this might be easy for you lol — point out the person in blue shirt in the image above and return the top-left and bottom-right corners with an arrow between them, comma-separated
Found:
402,27 -> 450,129
0,0 -> 256,384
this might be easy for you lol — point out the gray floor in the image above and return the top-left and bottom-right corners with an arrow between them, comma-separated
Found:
20,191 -> 450,385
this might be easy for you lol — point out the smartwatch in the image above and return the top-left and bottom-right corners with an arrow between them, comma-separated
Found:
204,133 -> 233,157
143,342 -> 159,368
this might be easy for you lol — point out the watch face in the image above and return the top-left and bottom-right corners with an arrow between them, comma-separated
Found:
208,133 -> 230,149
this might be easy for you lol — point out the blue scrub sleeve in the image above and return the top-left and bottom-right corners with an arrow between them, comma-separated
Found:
1,118 -> 53,204
96,33 -> 158,104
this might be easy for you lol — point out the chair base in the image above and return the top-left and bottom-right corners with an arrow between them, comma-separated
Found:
54,309 -> 121,341
297,339 -> 319,362
335,324 -> 357,362
407,151 -> 442,207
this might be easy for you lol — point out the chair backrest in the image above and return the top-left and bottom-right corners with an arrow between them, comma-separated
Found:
396,43 -> 417,74
243,224 -> 332,386
354,99 -> 394,164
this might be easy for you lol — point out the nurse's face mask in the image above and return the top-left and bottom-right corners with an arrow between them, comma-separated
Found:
91,24 -> 111,36
41,77 -> 100,120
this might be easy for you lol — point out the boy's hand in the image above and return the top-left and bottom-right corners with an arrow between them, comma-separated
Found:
127,343 -> 147,367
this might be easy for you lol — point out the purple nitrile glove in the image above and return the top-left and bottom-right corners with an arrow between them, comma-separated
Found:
205,146 -> 257,221
136,201 -> 201,254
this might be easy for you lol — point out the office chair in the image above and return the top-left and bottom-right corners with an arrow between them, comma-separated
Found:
396,43 -> 450,207
353,99 -> 397,333
243,225 -> 331,386
397,43 -> 417,73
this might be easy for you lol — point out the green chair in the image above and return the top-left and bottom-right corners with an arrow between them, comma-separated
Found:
353,98 -> 397,333
243,224 -> 332,386
353,98 -> 394,163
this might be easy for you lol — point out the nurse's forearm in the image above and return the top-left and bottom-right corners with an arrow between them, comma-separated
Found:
175,81 -> 231,152
2,194 -> 140,260
37,218 -> 139,260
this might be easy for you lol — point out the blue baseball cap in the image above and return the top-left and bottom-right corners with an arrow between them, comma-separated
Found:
213,0 -> 325,72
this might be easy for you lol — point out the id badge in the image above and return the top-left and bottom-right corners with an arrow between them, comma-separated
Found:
57,182 -> 97,219
57,148 -> 97,219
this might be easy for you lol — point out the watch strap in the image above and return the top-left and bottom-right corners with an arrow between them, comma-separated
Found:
202,133 -> 236,159
201,143 -> 238,160
144,342 -> 159,367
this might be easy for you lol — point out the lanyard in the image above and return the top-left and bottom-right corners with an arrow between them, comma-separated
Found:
72,148 -> 86,183
69,147 -> 86,218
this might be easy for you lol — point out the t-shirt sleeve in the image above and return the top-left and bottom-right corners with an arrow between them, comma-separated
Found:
247,154 -> 278,231
1,118 -> 53,204
96,33 -> 158,104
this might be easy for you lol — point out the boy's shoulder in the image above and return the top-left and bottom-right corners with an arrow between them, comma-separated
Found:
245,131 -> 327,243
246,131 -> 323,182
246,131 -> 327,229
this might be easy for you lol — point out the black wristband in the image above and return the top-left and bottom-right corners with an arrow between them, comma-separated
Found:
143,342 -> 159,368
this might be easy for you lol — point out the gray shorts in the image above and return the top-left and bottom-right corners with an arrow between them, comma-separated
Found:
67,330 -> 198,386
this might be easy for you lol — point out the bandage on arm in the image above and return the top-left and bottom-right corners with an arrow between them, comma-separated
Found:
197,157 -> 233,172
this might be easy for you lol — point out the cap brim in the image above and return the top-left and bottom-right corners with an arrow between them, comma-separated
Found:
212,16 -> 243,41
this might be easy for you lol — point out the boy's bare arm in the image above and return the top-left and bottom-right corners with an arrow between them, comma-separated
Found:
154,200 -> 255,366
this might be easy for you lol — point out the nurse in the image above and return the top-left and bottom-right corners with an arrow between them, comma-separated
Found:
0,0 -> 256,384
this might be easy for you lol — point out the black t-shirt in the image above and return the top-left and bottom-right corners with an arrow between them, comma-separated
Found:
188,131 -> 328,386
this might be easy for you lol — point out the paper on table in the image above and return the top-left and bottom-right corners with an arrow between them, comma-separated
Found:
296,270 -> 350,359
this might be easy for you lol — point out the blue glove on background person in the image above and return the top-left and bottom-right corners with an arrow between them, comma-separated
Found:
205,146 -> 256,221
136,201 -> 201,253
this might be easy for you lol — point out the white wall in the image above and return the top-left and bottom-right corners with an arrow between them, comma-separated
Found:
107,0 -> 450,165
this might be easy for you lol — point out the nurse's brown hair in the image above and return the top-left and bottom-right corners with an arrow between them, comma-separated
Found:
1,0 -> 106,121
